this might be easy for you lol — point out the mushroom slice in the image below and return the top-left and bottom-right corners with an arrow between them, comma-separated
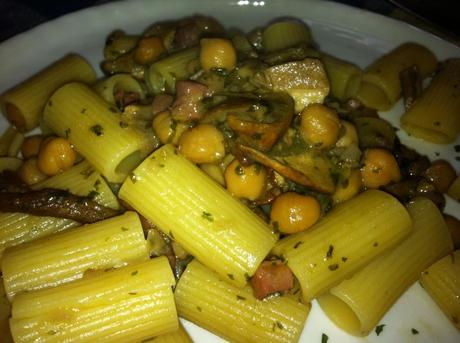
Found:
238,144 -> 335,194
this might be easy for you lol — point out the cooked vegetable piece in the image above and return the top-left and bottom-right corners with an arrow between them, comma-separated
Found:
251,260 -> 295,299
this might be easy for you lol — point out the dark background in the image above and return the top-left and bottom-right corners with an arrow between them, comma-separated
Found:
0,0 -> 458,43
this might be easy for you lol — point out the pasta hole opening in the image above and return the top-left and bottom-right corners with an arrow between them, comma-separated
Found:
5,102 -> 26,132
116,150 -> 143,176
317,293 -> 363,336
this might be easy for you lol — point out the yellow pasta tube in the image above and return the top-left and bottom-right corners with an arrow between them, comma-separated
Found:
0,157 -> 22,172
355,43 -> 437,110
10,257 -> 178,343
32,160 -> 120,210
0,126 -> 17,156
0,212 -> 78,265
317,197 -> 453,336
175,260 -> 310,343
151,323 -> 192,343
272,190 -> 412,303
119,144 -> 277,288
401,59 -> 460,144
420,249 -> 460,330
0,276 -> 13,343
43,82 -> 154,183
321,54 -> 362,101
93,73 -> 146,105
0,54 -> 97,132
1,211 -> 149,299
262,20 -> 312,52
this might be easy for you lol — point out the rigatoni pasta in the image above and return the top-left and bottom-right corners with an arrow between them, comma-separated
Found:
354,43 -> 437,110
0,212 -> 78,264
93,73 -> 146,106
2,211 -> 149,299
43,82 -> 155,183
401,59 -> 460,143
119,144 -> 277,288
31,160 -> 120,210
0,54 -> 97,132
317,197 -> 453,336
272,190 -> 412,303
9,257 -> 178,343
175,259 -> 310,343
152,323 -> 193,343
420,249 -> 460,330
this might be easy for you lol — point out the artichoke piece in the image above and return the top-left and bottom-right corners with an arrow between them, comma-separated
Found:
253,58 -> 329,112
238,144 -> 335,194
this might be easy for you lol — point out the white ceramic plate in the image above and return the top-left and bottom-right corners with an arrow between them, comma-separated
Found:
0,0 -> 459,342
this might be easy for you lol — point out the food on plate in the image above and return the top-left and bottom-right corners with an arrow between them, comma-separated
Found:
0,13 -> 459,342
401,59 -> 460,144
317,197 -> 453,336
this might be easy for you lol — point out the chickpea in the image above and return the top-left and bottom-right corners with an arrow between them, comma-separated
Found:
21,135 -> 43,159
152,111 -> 188,145
134,36 -> 165,65
300,104 -> 341,148
37,137 -> 77,176
224,159 -> 267,200
178,124 -> 225,164
361,148 -> 401,189
18,158 -> 47,185
335,121 -> 358,148
424,160 -> 456,193
270,192 -> 321,234
332,169 -> 362,204
200,38 -> 237,72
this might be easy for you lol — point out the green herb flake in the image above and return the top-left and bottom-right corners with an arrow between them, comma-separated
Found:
65,128 -> 71,138
341,256 -> 348,262
196,306 -> 202,312
434,121 -> 441,126
90,124 -> 104,136
227,273 -> 235,280
373,242 -> 379,247
119,121 -> 129,128
275,321 -> 284,330
201,211 -> 214,222
294,241 -> 304,249
169,230 -> 175,240
375,324 -> 385,336
121,227 -> 129,232
454,145 -> 460,153
272,221 -> 280,234
48,100 -> 53,107
80,167 -> 94,179
81,108 -> 87,114
328,263 -> 339,271
109,107 -> 118,113
321,333 -> 328,343
236,295 -> 246,301
326,245 -> 334,259
47,329 -> 57,335
158,163 -> 165,168
128,291 -> 137,295
141,337 -> 155,343
244,272 -> 251,281
411,328 -> 419,335
235,165 -> 245,176
131,270 -> 138,276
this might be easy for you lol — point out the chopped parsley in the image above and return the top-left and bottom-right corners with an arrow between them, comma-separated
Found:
65,128 -> 71,138
235,165 -> 245,176
201,211 -> 214,222
81,108 -> 87,113
128,291 -> 137,295
328,263 -> 339,271
326,245 -> 334,259
236,295 -> 246,301
131,270 -> 138,276
294,241 -> 304,249
87,190 -> 99,199
411,328 -> 419,335
375,324 -> 385,336
455,145 -> 460,153
119,121 -> 129,128
90,124 -> 104,136
275,321 -> 284,330
227,273 -> 235,280
321,333 -> 328,343
196,306 -> 202,312
121,227 -> 129,232
341,256 -> 348,262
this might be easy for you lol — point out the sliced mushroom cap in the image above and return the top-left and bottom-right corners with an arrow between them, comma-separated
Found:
238,144 -> 335,194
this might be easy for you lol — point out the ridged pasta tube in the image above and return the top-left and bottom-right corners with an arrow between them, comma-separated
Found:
93,73 -> 146,105
354,43 -> 437,110
175,260 -> 310,343
262,20 -> 312,52
317,197 -> 453,336
152,323 -> 192,343
32,160 -> 120,210
2,211 -> 149,299
0,54 -> 96,132
420,249 -> 460,330
272,190 -> 412,303
401,59 -> 460,144
10,257 -> 178,343
0,212 -> 78,266
43,82 -> 155,183
119,144 -> 278,288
